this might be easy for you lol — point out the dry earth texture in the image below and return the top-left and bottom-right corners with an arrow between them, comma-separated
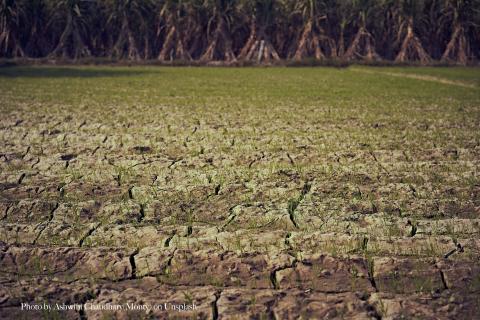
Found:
0,66 -> 479,319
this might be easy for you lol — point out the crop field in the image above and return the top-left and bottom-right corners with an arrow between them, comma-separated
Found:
0,66 -> 479,319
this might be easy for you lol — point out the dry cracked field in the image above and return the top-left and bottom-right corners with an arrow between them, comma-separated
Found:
0,66 -> 479,319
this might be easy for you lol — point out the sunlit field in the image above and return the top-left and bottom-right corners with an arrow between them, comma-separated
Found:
1,66 -> 479,319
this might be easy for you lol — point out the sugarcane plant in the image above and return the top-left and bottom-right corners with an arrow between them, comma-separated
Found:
47,0 -> 93,59
237,0 -> 281,62
0,0 -> 26,57
344,0 -> 380,61
289,0 -> 336,60
440,0 -> 479,65
0,0 -> 479,64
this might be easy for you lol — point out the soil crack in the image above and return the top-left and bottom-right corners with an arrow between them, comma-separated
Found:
444,242 -> 464,259
33,202 -> 59,245
439,270 -> 449,290
287,181 -> 311,228
137,203 -> 145,223
366,257 -> 378,292
129,248 -> 139,279
17,173 -> 26,184
369,151 -> 389,175
164,231 -> 177,247
220,205 -> 239,231
270,260 -> 297,289
78,224 -> 101,247
212,290 -> 221,320
78,290 -> 96,320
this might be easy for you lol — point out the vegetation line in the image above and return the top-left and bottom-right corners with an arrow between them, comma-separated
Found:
351,68 -> 476,88
287,182 -> 312,229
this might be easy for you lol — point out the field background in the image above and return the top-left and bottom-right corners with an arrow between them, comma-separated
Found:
1,66 -> 479,319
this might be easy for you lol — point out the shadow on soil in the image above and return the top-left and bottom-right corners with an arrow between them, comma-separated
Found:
0,66 -> 155,78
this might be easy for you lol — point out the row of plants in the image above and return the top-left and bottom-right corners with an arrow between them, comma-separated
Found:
1,0 -> 479,64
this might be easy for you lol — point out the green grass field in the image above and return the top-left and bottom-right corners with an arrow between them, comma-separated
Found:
1,66 -> 479,319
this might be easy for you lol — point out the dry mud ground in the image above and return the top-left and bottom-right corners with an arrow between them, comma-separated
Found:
0,66 -> 479,319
